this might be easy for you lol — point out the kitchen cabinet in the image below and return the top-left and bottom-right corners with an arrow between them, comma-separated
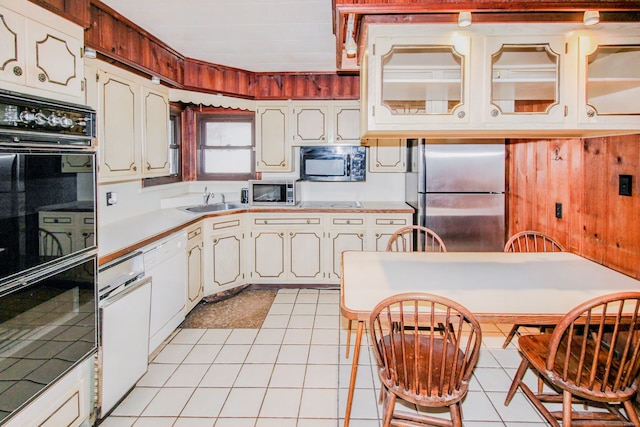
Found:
256,104 -> 292,172
291,101 -> 361,145
366,138 -> 406,172
361,23 -> 640,138
577,34 -> 640,129
361,29 -> 471,135
185,223 -> 203,313
204,214 -> 245,294
39,211 -> 94,255
86,59 -> 171,183
483,35 -> 567,125
0,0 -> 84,102
326,215 -> 366,280
61,154 -> 93,173
369,214 -> 411,251
250,214 -> 324,283
3,357 -> 93,427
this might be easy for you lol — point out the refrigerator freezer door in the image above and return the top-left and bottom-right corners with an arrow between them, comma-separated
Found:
422,193 -> 505,252
424,143 -> 505,193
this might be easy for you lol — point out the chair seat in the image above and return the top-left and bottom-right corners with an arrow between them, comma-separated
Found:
519,334 -> 638,402
378,334 -> 468,405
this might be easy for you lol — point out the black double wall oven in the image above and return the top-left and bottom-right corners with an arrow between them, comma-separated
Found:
0,90 -> 97,424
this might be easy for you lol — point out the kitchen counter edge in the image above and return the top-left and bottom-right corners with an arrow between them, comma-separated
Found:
98,202 -> 414,266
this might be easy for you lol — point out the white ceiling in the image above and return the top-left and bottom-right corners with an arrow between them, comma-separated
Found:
100,0 -> 338,73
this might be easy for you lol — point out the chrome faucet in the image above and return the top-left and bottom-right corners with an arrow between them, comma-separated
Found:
220,193 -> 226,203
203,187 -> 212,205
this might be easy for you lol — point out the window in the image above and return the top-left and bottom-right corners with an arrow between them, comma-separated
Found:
144,104 -> 183,186
197,113 -> 255,181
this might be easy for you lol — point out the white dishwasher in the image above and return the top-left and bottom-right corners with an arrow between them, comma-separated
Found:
144,231 -> 187,354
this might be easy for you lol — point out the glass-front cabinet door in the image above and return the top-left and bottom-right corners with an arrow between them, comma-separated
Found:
578,35 -> 640,126
484,36 -> 566,124
365,33 -> 471,129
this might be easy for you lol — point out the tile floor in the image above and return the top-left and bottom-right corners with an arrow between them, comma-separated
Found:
99,288 -> 554,427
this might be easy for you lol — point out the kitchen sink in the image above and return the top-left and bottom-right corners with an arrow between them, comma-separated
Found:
179,202 -> 247,214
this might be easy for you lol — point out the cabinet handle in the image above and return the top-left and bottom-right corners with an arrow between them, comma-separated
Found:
146,164 -> 151,170
376,233 -> 381,237
279,232 -> 284,237
306,219 -> 310,224
359,233 -> 363,238
587,109 -> 596,118
457,111 -> 466,119
213,238 -> 218,243
38,73 -> 46,82
13,66 -> 22,76
132,165 -> 137,171
67,232 -> 72,236
346,220 -> 350,224
490,109 -> 499,118
290,232 -> 293,236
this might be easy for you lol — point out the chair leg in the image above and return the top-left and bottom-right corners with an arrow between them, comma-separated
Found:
505,357 -> 529,405
345,319 -> 352,358
623,400 -> 640,427
450,402 -> 463,427
502,324 -> 520,349
382,390 -> 395,427
562,390 -> 574,426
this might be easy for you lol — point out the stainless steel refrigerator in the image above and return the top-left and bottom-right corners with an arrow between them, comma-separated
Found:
405,139 -> 506,252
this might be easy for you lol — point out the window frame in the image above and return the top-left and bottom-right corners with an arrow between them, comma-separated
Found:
196,112 -> 256,181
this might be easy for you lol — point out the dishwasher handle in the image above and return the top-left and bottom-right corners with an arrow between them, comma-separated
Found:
100,275 -> 152,308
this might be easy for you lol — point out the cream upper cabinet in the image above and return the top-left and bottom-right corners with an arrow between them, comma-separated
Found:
292,104 -> 329,143
362,23 -> 640,138
577,32 -> 640,129
87,59 -> 171,183
483,35 -> 568,125
0,1 -> 84,102
142,85 -> 170,177
366,138 -> 406,172
291,101 -> 361,145
96,68 -> 141,182
256,104 -> 292,172
363,30 -> 471,133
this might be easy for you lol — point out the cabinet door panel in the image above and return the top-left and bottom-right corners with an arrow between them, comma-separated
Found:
186,241 -> 203,311
256,106 -> 291,171
0,5 -> 25,86
253,231 -> 285,278
25,19 -> 82,97
330,232 -> 364,278
142,88 -> 170,176
99,72 -> 139,179
289,231 -> 322,279
293,106 -> 327,143
212,234 -> 242,287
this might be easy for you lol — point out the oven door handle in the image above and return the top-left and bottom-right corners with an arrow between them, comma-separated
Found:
100,276 -> 151,308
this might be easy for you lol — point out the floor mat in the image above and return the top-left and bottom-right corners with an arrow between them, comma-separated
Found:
180,289 -> 277,329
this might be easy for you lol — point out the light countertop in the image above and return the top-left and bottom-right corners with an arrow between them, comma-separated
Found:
99,201 -> 412,264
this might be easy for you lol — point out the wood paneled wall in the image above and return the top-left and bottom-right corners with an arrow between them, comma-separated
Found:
507,135 -> 640,279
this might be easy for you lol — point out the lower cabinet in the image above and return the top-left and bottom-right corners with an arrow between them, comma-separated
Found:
250,215 -> 324,284
370,215 -> 412,251
326,215 -> 367,280
185,224 -> 204,313
203,215 -> 246,295
4,356 -> 93,427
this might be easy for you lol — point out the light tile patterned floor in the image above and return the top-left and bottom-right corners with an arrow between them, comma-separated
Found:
99,288 -> 552,427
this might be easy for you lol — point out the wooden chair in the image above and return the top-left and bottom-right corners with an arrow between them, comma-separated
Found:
369,292 -> 482,427
345,225 -> 447,358
502,230 -> 565,348
38,228 -> 63,257
505,291 -> 640,427
504,230 -> 564,253
386,225 -> 448,252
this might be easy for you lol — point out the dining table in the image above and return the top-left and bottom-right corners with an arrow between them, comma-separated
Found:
340,250 -> 640,427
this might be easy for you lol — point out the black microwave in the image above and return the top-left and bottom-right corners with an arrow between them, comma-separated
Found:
300,146 -> 366,182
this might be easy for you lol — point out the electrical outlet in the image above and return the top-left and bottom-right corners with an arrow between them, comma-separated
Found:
555,202 -> 562,219
106,192 -> 117,206
619,175 -> 632,196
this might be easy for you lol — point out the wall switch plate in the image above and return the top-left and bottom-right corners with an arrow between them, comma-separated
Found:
619,175 -> 632,196
555,202 -> 562,219
106,191 -> 117,206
